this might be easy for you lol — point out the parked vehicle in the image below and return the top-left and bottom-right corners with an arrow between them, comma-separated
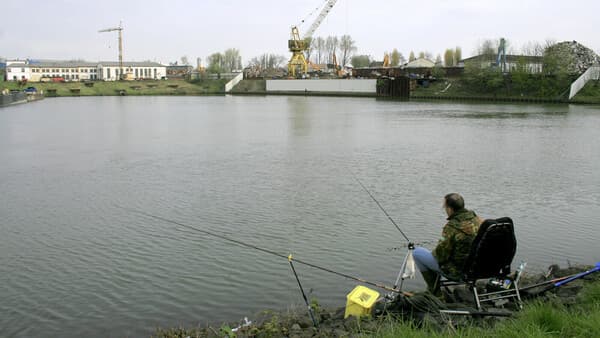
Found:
23,86 -> 37,93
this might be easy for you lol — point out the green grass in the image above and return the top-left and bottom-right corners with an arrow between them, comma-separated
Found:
0,78 -> 228,96
366,282 -> 600,338
411,78 -> 566,102
572,80 -> 600,103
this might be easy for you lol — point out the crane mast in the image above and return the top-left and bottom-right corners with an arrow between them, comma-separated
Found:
288,0 -> 338,77
99,22 -> 124,80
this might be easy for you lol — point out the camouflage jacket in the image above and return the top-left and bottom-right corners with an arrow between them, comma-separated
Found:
432,209 -> 482,279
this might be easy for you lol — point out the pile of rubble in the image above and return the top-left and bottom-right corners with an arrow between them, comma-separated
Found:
545,41 -> 600,75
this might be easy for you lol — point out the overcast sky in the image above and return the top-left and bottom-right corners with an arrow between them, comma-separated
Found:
1,0 -> 598,65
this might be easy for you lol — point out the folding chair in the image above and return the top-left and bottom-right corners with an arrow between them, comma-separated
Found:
440,217 -> 523,310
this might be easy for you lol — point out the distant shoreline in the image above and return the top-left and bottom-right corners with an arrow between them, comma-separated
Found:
2,78 -> 598,105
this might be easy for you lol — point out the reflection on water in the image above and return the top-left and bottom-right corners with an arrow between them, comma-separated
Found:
0,96 -> 599,337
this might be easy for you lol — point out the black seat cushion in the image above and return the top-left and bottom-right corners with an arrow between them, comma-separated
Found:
462,217 -> 517,281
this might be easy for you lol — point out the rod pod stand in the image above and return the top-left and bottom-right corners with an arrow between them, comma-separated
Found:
392,242 -> 415,294
288,254 -> 318,328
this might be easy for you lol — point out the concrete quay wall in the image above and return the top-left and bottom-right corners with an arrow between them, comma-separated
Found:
1,92 -> 44,107
266,79 -> 376,94
0,92 -> 27,107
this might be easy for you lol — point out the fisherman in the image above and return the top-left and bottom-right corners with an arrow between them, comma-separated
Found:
413,193 -> 484,295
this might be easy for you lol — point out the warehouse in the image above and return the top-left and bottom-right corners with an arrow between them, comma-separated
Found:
4,59 -> 166,82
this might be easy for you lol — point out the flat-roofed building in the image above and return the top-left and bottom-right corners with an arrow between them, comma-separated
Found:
27,60 -> 100,82
98,61 -> 166,81
4,59 -> 166,82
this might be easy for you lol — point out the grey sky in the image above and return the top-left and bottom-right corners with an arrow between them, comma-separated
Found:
1,0 -> 598,65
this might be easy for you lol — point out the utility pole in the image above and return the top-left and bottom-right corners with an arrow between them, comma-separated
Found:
99,21 -> 124,80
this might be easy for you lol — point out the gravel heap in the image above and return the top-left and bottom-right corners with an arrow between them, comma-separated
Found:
545,41 -> 600,75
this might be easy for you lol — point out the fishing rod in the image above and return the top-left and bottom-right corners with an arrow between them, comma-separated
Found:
352,175 -> 411,243
288,254 -> 318,327
352,175 -> 416,291
116,205 -> 411,295
523,262 -> 600,295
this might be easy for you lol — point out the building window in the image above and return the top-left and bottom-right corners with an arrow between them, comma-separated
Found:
21,68 -> 25,72
7,68 -> 11,72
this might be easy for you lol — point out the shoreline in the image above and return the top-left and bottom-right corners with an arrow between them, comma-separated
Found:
2,78 -> 598,104
154,264 -> 600,337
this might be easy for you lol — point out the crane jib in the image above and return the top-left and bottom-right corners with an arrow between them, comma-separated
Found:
304,0 -> 338,39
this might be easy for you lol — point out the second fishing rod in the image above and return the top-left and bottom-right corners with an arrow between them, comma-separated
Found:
116,205 -> 410,295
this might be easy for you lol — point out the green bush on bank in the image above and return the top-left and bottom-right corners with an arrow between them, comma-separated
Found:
459,62 -> 577,99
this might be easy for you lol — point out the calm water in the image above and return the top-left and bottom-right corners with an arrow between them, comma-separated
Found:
1,96 -> 599,337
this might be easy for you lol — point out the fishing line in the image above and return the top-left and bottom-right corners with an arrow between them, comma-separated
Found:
352,174 -> 411,243
116,205 -> 411,295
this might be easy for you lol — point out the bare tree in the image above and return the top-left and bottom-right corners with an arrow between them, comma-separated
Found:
476,39 -> 497,57
409,51 -> 416,62
325,36 -> 339,64
180,56 -> 190,65
339,35 -> 357,67
223,48 -> 242,72
522,41 -> 544,56
249,54 -> 286,69
312,37 -> 326,64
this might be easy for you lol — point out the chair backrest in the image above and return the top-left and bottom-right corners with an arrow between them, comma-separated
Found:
462,217 -> 517,281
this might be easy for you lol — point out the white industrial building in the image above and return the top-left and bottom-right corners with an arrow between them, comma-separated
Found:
98,61 -> 166,81
4,59 -> 166,82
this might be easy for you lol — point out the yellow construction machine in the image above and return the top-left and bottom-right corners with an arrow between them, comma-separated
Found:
288,0 -> 338,77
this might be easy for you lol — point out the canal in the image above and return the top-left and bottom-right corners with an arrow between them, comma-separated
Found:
1,96 -> 599,337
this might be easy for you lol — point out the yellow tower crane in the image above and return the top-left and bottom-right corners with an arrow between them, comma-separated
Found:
99,22 -> 126,80
288,0 -> 338,77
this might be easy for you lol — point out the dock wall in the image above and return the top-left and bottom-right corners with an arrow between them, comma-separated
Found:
1,92 -> 44,107
266,79 -> 376,94
0,92 -> 27,107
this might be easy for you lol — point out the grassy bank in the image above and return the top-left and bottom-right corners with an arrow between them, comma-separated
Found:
410,79 -> 564,103
367,281 -> 600,338
411,77 -> 600,104
572,80 -> 600,104
1,78 -> 227,96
